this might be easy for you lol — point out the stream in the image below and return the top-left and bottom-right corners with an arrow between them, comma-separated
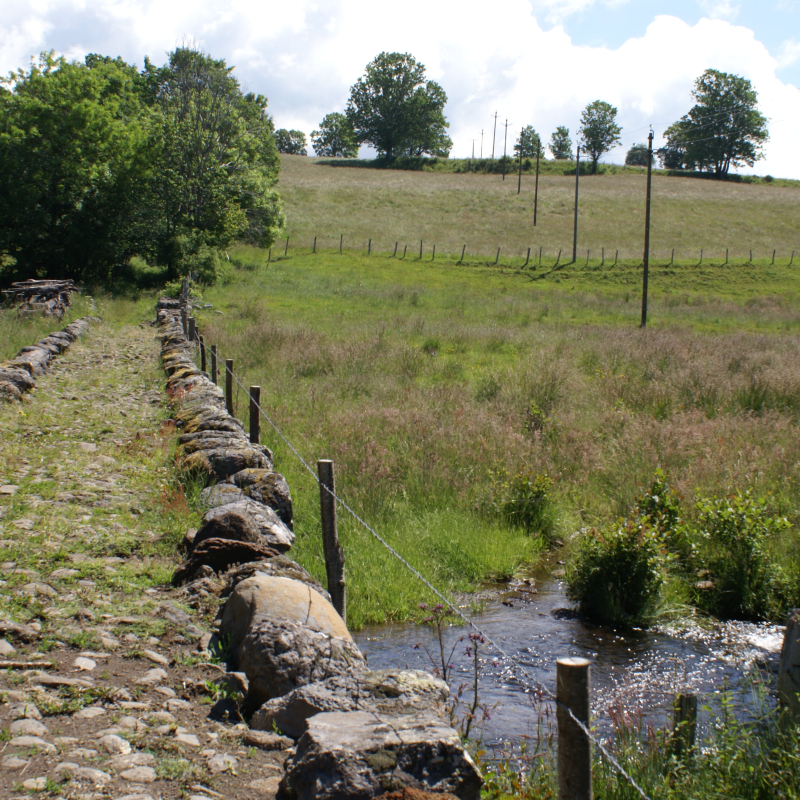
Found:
354,576 -> 784,748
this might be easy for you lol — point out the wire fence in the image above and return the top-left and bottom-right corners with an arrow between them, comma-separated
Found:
182,308 -> 653,800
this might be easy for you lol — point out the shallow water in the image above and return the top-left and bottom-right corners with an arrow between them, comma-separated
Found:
354,576 -> 784,746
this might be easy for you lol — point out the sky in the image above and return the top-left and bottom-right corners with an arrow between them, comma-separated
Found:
2,0 -> 799,177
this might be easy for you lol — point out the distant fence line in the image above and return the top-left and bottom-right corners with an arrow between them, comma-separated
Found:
264,237 -> 797,270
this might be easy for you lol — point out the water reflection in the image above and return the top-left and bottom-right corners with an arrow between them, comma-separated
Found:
354,578 -> 783,746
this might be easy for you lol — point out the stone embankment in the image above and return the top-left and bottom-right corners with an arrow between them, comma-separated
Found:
156,298 -> 483,800
0,316 -> 97,402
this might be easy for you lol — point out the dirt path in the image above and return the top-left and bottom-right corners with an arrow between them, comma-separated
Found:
0,321 -> 286,799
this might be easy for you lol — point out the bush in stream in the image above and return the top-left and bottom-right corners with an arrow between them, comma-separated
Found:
483,467 -> 555,539
566,520 -> 666,625
692,490 -> 790,621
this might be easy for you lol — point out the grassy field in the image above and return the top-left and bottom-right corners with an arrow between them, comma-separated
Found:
275,155 -> 800,264
188,247 -> 800,626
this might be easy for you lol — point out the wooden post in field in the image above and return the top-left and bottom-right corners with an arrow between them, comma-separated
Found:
791,251 -> 795,266
318,459 -> 346,624
368,238 -> 371,255
460,244 -> 466,264
393,242 -> 398,257
285,238 -> 289,256
725,248 -> 729,264
670,248 -> 674,266
419,240 -> 423,259
533,140 -> 540,226
772,249 -> 776,265
249,386 -> 261,444
699,249 -> 703,265
557,657 -> 592,800
403,245 -> 408,259
210,345 -> 218,385
225,359 -> 234,415
601,247 -> 604,267
340,234 -> 343,253
199,335 -> 206,373
313,236 -> 317,254
555,249 -> 561,267
495,247 -> 501,265
614,250 -> 618,267
517,149 -> 522,194
525,247 -> 530,267
432,244 -> 436,261
188,317 -> 196,342
572,146 -> 580,263
539,246 -> 542,266
586,249 -> 589,267
749,249 -> 752,263
669,693 -> 697,759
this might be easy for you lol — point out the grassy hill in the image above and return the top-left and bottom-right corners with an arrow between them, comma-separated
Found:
276,155 -> 800,263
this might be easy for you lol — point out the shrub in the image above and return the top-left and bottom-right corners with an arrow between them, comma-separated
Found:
693,490 -> 790,621
634,469 -> 694,565
483,467 -> 554,538
567,521 -> 665,625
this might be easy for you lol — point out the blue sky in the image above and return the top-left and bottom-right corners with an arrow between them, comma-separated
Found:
2,0 -> 798,177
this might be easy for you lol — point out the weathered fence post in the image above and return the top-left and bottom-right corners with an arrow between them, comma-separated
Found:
460,244 -> 466,264
557,657 -> 592,800
199,335 -> 206,373
419,240 -> 423,259
772,249 -> 776,265
790,250 -> 795,267
313,236 -> 317,254
615,249 -> 619,267
601,247 -> 604,267
249,386 -> 261,444
393,242 -> 398,257
725,248 -> 729,264
318,459 -> 346,624
225,359 -> 234,416
556,249 -> 562,267
285,238 -> 289,257
495,247 -> 500,265
525,247 -> 531,267
403,244 -> 408,259
669,693 -> 698,758
340,234 -> 343,254
432,244 -> 436,261
368,238 -> 372,255
210,345 -> 218,385
188,317 -> 196,342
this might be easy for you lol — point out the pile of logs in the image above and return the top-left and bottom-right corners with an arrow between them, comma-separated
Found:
2,279 -> 75,319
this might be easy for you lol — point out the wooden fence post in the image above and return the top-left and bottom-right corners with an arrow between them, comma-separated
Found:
432,244 -> 436,261
393,242 -> 398,257
249,386 -> 261,444
368,238 -> 372,255
772,249 -> 776,265
225,359 -> 234,415
285,238 -> 289,256
460,244 -> 466,264
419,240 -> 423,259
669,693 -> 697,758
525,247 -> 531,267
403,244 -> 408,259
199,335 -> 206,373
318,459 -> 346,623
557,657 -> 592,800
313,236 -> 317,254
340,234 -> 343,254
210,345 -> 218,385
495,247 -> 500,265
188,317 -> 196,342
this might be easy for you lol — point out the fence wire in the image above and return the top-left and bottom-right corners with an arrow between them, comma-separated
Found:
182,321 -> 653,800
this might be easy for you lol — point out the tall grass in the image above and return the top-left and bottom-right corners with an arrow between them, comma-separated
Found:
190,251 -> 800,625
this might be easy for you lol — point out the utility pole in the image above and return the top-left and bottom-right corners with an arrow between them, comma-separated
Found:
502,119 -> 510,180
572,145 -> 581,263
517,144 -> 522,194
491,112 -> 498,159
533,135 -> 541,226
480,129 -> 484,159
641,129 -> 654,329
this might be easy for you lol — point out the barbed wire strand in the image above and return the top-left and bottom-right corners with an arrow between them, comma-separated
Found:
193,341 -> 654,800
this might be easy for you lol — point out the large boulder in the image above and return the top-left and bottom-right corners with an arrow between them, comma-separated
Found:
779,608 -> 800,724
276,711 -> 482,800
181,445 -> 272,479
202,499 -> 294,552
192,508 -> 261,550
222,557 -> 330,602
199,483 -> 246,509
251,670 -> 450,739
230,469 -> 293,530
220,575 -> 366,707
172,538 -> 280,585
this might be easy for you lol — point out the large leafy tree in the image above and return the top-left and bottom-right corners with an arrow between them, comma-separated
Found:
514,125 -> 543,159
346,52 -> 452,160
274,128 -> 308,155
312,113 -> 358,157
625,143 -> 653,167
0,53 -> 156,283
549,126 -> 573,160
579,100 -> 622,173
669,69 -> 768,177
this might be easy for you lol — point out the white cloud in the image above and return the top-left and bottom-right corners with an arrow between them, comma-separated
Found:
777,37 -> 800,68
698,0 -> 741,21
0,0 -> 798,177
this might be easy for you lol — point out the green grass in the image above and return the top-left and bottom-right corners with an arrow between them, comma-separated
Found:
186,247 -> 800,626
275,155 -> 800,264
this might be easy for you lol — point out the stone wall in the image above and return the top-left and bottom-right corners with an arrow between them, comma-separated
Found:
0,316 -> 98,402
155,298 -> 483,800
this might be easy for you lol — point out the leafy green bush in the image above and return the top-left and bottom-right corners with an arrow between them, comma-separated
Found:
634,469 -> 694,565
567,521 -> 665,625
693,490 -> 790,620
482,467 -> 554,538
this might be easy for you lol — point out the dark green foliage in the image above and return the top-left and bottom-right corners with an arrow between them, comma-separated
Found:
625,143 -> 652,167
634,469 -> 693,564
311,113 -> 358,158
514,125 -> 543,159
567,520 -> 665,625
346,52 -> 452,160
549,125 -> 573,159
498,469 -> 553,536
693,490 -> 789,620
274,128 -> 308,155
0,47 -> 283,287
579,100 -> 622,174
665,69 -> 769,177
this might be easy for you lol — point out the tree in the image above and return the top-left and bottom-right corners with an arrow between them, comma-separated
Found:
514,125 -> 543,159
669,69 -> 768,177
549,126 -> 573,160
346,52 -> 452,160
656,122 -> 689,170
579,100 -> 621,174
625,143 -> 653,167
274,128 -> 307,155
311,113 -> 358,158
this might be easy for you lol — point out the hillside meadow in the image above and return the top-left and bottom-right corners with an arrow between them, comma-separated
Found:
188,248 -> 800,626
275,155 -> 800,264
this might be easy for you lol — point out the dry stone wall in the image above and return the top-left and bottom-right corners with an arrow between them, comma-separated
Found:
0,316 -> 98,402
155,298 -> 483,800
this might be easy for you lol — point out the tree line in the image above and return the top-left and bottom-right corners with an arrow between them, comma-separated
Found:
274,55 -> 768,181
0,48 -> 284,287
